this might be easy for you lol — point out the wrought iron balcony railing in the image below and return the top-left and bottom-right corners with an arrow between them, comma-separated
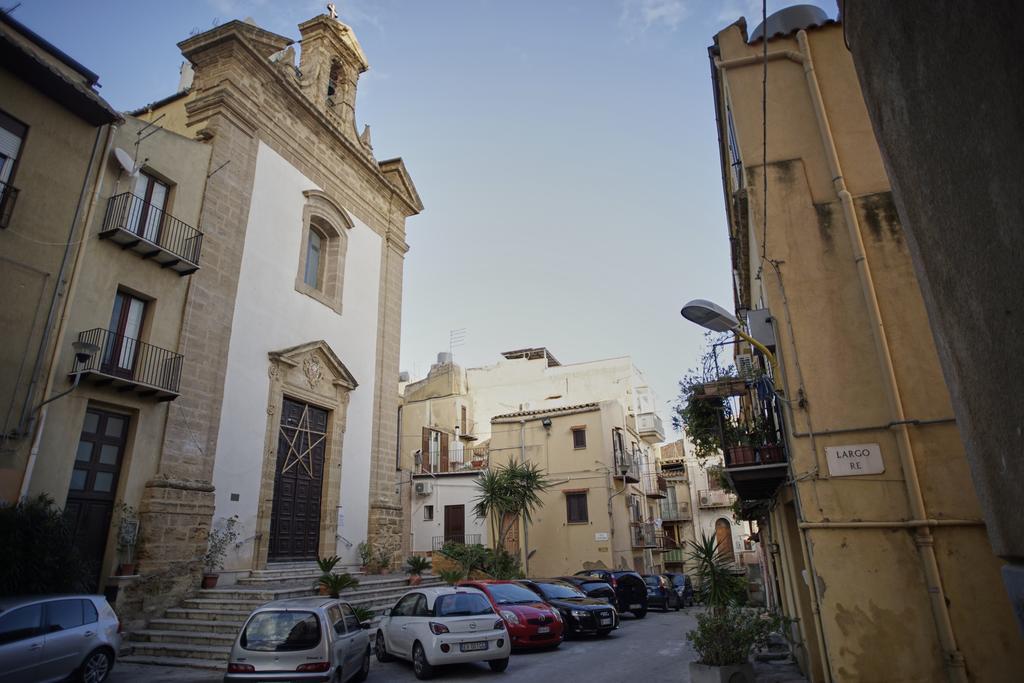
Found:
629,522 -> 658,549
74,328 -> 183,400
99,192 -> 203,274
644,473 -> 668,498
0,180 -> 18,228
664,548 -> 685,564
659,501 -> 692,521
432,534 -> 482,550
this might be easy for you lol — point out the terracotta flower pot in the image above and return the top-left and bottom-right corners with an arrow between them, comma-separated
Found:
116,563 -> 136,576
758,445 -> 785,464
201,573 -> 219,589
408,574 -> 422,586
726,445 -> 756,466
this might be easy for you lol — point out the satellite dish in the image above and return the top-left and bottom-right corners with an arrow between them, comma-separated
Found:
113,147 -> 138,176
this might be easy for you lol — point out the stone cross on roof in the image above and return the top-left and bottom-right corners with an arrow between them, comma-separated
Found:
327,2 -> 338,19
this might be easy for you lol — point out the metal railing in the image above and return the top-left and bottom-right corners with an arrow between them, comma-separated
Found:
636,412 -> 664,438
644,473 -> 668,497
613,449 -> 640,481
664,548 -> 685,563
0,180 -> 18,228
77,328 -> 184,395
659,501 -> 691,521
629,522 -> 658,549
432,534 -> 482,550
103,192 -> 203,265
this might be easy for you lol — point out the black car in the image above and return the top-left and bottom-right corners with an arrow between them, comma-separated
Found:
519,579 -> 619,637
573,569 -> 648,618
664,572 -> 695,607
556,576 -> 617,604
642,574 -> 681,611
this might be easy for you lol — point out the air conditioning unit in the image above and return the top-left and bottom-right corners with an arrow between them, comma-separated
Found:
700,495 -> 710,506
414,481 -> 433,496
736,354 -> 754,378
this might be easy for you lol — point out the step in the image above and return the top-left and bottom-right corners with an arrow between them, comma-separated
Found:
182,597 -> 271,612
237,571 -> 403,587
130,629 -> 236,646
148,618 -> 245,635
119,655 -> 225,671
164,607 -> 250,622
128,641 -> 231,662
195,585 -> 317,601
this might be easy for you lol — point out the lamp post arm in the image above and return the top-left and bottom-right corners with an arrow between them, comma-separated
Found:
733,328 -> 780,381
31,371 -> 83,418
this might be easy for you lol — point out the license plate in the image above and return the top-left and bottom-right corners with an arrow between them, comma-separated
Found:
460,641 -> 488,652
600,618 -> 612,626
537,626 -> 550,634
630,603 -> 642,609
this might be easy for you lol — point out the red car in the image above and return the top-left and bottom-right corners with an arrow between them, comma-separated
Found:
459,580 -> 564,650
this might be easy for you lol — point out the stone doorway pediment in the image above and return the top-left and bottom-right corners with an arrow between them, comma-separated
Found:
268,340 -> 358,393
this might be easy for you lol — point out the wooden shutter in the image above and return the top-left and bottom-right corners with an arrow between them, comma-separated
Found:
440,432 -> 449,473
421,427 -> 429,473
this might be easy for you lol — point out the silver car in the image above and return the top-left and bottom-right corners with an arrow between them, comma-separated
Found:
0,594 -> 122,683
225,596 -> 371,683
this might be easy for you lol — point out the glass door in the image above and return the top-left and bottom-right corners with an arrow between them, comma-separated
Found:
132,172 -> 168,243
103,291 -> 146,378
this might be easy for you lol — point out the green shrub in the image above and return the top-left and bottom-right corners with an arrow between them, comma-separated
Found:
319,572 -> 359,597
317,555 -> 341,575
0,494 -> 96,594
404,555 -> 431,576
687,607 -> 786,666
352,605 -> 374,623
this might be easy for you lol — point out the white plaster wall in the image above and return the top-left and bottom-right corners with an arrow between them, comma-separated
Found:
410,474 -> 488,553
212,142 -> 381,570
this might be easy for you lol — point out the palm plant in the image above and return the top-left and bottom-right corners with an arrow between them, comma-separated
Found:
472,460 -> 550,552
439,568 -> 465,586
352,605 -> 375,623
686,532 -> 746,613
404,555 -> 431,576
318,572 -> 359,598
317,555 -> 341,575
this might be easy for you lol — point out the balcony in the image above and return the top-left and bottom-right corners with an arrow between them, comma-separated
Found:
644,473 -> 668,499
659,501 -> 692,521
613,450 -> 640,483
73,328 -> 183,401
432,534 -> 482,550
99,193 -> 203,275
697,488 -> 734,508
417,442 -> 484,475
0,180 -> 18,228
636,411 -> 665,443
629,522 -> 658,549
664,548 -> 685,564
724,443 -> 789,502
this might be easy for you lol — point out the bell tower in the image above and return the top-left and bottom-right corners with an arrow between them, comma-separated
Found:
297,9 -> 369,140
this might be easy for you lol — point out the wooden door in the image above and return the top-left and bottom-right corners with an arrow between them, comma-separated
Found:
715,518 -> 735,562
443,505 -> 465,545
64,408 -> 129,590
268,398 -> 328,561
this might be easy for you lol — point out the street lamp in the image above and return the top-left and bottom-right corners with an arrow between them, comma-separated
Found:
31,340 -> 100,416
680,298 -> 779,378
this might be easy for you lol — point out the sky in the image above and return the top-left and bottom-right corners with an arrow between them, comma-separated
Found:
10,0 -> 835,434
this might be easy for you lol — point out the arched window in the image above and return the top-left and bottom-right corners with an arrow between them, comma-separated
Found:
295,190 -> 353,314
327,61 -> 341,103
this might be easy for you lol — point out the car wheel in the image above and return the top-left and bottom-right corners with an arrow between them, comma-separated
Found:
352,645 -> 371,682
79,648 -> 113,683
412,642 -> 434,680
375,631 -> 392,663
488,657 -> 510,673
633,608 -> 647,619
673,596 -> 681,611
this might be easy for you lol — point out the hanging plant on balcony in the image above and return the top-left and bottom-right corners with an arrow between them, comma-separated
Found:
672,333 -> 741,459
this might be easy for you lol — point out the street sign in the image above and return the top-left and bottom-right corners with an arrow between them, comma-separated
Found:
825,443 -> 884,476
594,532 -> 609,542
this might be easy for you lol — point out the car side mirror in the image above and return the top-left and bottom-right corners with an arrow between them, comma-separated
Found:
382,608 -> 391,617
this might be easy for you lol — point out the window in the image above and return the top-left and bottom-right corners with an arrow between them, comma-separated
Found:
565,492 -> 588,524
46,599 -> 85,631
340,603 -> 361,632
102,291 -> 146,376
0,604 -> 42,645
132,171 -> 169,242
0,109 -> 26,228
423,505 -> 434,521
571,426 -> 587,449
295,190 -> 353,314
327,60 -> 341,102
391,593 -> 419,617
421,427 -> 448,473
303,227 -> 323,288
433,593 -> 493,617
241,611 -> 321,652
326,604 -> 345,635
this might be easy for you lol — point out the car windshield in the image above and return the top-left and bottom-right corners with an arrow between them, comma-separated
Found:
241,611 -> 321,652
537,582 -> 587,599
671,576 -> 686,587
486,583 -> 541,605
644,576 -> 661,587
434,592 -> 494,617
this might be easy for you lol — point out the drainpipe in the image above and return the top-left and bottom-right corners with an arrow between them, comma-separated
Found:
520,420 -> 529,576
796,29 -> 967,683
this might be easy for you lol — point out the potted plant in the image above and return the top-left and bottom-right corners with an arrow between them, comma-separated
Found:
352,605 -> 374,624
404,555 -> 431,585
318,571 -> 359,598
316,555 -> 341,595
202,515 -> 239,589
357,541 -> 374,573
114,502 -> 140,576
375,546 -> 393,574
686,533 -> 785,682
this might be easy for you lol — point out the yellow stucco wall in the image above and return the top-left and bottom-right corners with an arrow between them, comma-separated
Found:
713,21 -> 1021,683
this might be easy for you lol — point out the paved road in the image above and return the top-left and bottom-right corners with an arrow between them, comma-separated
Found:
111,607 -> 700,683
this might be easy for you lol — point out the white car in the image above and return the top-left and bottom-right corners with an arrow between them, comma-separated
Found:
374,586 -> 511,680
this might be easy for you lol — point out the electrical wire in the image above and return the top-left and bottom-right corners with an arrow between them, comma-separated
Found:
760,0 -> 768,263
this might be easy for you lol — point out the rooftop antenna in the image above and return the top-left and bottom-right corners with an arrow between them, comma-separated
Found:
449,328 -> 466,361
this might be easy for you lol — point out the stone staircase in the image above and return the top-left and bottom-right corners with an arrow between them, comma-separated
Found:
120,563 -> 442,671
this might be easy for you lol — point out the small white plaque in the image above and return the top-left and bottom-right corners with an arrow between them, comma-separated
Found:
825,443 -> 884,476
594,532 -> 609,542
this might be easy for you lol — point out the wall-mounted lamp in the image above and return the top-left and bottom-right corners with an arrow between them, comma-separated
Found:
32,340 -> 100,417
541,417 -> 552,430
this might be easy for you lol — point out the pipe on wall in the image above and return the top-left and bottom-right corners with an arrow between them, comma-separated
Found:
796,29 -> 967,683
